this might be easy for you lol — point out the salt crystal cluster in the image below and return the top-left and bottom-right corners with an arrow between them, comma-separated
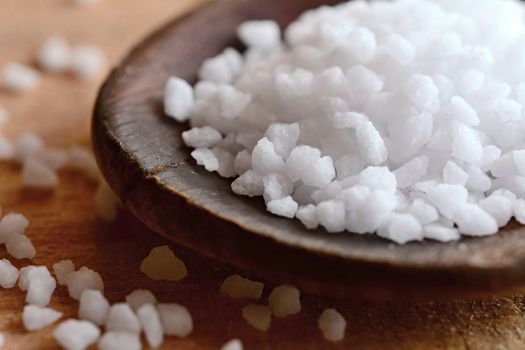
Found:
166,0 -> 525,244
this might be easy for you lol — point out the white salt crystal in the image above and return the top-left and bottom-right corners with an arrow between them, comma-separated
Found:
0,136 -> 14,160
238,20 -> 281,50
478,195 -> 513,227
22,157 -> 59,189
380,213 -> 423,244
386,34 -> 415,64
23,305 -> 62,331
38,36 -> 72,72
451,124 -> 483,165
71,45 -> 106,79
0,259 -> 19,288
164,76 -> 194,122
359,166 -> 397,193
53,319 -> 100,350
252,138 -> 285,176
332,111 -> 368,129
276,69 -> 315,98
513,150 -> 525,176
191,148 -> 219,172
482,145 -> 502,170
408,199 -> 439,225
0,212 -> 29,243
126,289 -> 157,311
265,123 -> 300,159
318,308 -> 346,342
448,96 -> 479,126
356,121 -> 387,165
466,166 -> 492,192
221,274 -> 264,300
338,185 -> 369,211
423,223 -> 460,242
14,133 -> 44,163
157,303 -> 193,337
24,269 -> 56,307
182,126 -> 221,148
221,339 -> 243,350
234,150 -> 252,175
347,65 -> 383,98
296,204 -> 319,229
199,48 -> 243,84
515,199 -> 525,224
393,156 -> 428,189
286,146 -> 321,182
2,62 -> 40,93
137,304 -> 164,348
427,184 -> 468,219
443,161 -> 468,186
212,147 -> 236,178
231,170 -> 264,197
346,191 -> 396,234
5,234 -> 36,260
53,260 -> 75,286
67,266 -> 104,300
316,200 -> 345,233
38,148 -> 68,170
268,284 -> 301,318
241,305 -> 271,332
267,196 -> 298,218
491,152 -> 517,178
140,245 -> 187,281
454,204 -> 498,236
106,303 -> 141,334
303,156 -> 336,188
98,332 -> 141,350
78,289 -> 110,326
402,74 -> 439,113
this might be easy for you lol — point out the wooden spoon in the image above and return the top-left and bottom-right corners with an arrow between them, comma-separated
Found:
92,0 -> 525,301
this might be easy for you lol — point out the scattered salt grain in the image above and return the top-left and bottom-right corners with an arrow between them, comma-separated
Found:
53,319 -> 100,350
266,196 -> 298,218
137,304 -> 164,348
126,289 -> 157,311
2,62 -> 40,93
318,308 -> 346,342
165,77 -> 194,122
221,339 -> 243,350
53,260 -> 75,286
22,157 -> 59,189
238,20 -> 280,50
106,303 -> 141,334
78,289 -> 110,326
0,259 -> 19,288
66,266 -> 104,300
157,303 -> 193,337
221,274 -> 264,300
268,284 -> 301,318
5,234 -> 36,260
242,304 -> 271,332
23,305 -> 63,331
191,148 -> 219,172
70,45 -> 106,79
140,245 -> 187,281
98,331 -> 141,350
38,36 -> 72,72
182,126 -> 221,148
14,133 -> 44,163
19,266 -> 56,306
0,212 -> 29,243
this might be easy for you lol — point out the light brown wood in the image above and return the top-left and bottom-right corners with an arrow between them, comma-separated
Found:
3,0 -> 525,349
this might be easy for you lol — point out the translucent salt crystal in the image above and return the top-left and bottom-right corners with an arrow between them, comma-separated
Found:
106,303 -> 141,334
466,166 -> 492,192
234,151 -> 252,175
296,204 -> 319,229
38,36 -> 72,72
241,305 -> 271,332
140,245 -> 187,281
448,96 -> 479,126
23,305 -> 62,331
0,212 -> 29,243
317,200 -> 346,233
217,86 -> 252,120
2,62 -> 40,93
238,20 -> 281,50
338,185 -> 369,211
491,152 -> 516,178
137,304 -> 164,348
312,181 -> 343,204
513,150 -> 525,176
79,289 -> 110,326
53,319 -> 100,350
443,161 -> 468,186
212,147 -> 236,178
423,223 -> 460,242
318,309 -> 346,342
0,259 -> 19,288
456,70 -> 485,95
22,267 -> 56,307
266,196 -> 298,218
451,124 -> 483,165
346,191 -> 396,234
157,303 -> 193,337
221,339 -> 243,350
191,148 -> 219,172
98,332 -> 141,350
379,213 -> 423,244
478,195 -> 513,228
221,274 -> 264,300
268,284 -> 301,318
199,48 -> 243,84
252,138 -> 285,176
408,199 -> 439,225
231,170 -> 264,197
359,167 -> 397,193
427,184 -> 468,219
276,69 -> 315,98
393,156 -> 428,189
22,157 -> 59,189
265,123 -> 300,159
71,45 -> 106,79
286,146 -> 321,182
402,74 -> 440,113
302,156 -> 336,188
454,204 -> 498,236
126,289 -> 157,311
356,122 -> 387,166
182,126 -> 221,148
5,234 -> 36,260
67,266 -> 104,300
53,260 -> 75,286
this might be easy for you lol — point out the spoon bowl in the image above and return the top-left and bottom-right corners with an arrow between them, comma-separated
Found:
92,0 -> 525,301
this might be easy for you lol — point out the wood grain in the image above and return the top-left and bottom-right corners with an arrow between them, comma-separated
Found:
2,0 -> 525,349
94,0 -> 525,301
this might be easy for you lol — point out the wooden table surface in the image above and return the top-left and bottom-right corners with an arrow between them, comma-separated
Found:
2,1 -> 525,349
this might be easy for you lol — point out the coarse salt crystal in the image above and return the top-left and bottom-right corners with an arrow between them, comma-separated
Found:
22,157 -> 59,189
5,234 -> 36,260
221,274 -> 264,300
126,289 -> 157,311
137,303 -> 164,348
0,213 -> 29,243
78,289 -> 110,326
241,304 -> 271,332
66,266 -> 104,300
53,260 -> 75,286
106,303 -> 141,334
2,62 -> 40,93
98,332 -> 141,350
266,196 -> 299,219
53,319 -> 100,350
318,308 -> 346,342
140,245 -> 187,281
268,284 -> 301,318
38,36 -> 72,72
23,305 -> 63,331
157,303 -> 193,337
0,259 -> 19,288
71,45 -> 106,79
165,77 -> 195,122
221,339 -> 243,350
